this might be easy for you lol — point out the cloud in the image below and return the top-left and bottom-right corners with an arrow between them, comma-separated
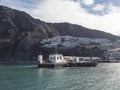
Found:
0,0 -> 120,35
0,0 -> 38,11
92,4 -> 105,11
81,0 -> 94,5
30,0 -> 120,35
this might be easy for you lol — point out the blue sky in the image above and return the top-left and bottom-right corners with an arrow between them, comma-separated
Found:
0,0 -> 120,35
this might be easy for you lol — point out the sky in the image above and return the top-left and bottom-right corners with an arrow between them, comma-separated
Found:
0,0 -> 120,35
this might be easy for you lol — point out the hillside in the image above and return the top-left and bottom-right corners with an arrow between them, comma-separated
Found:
0,5 -> 119,61
52,23 -> 119,40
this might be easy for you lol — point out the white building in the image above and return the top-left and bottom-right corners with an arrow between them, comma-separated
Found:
100,43 -> 120,51
104,48 -> 120,60
49,54 -> 66,63
64,56 -> 101,62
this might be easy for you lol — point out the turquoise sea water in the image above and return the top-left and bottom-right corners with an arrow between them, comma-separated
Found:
0,63 -> 120,90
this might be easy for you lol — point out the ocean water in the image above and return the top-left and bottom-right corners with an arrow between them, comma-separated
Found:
0,63 -> 120,90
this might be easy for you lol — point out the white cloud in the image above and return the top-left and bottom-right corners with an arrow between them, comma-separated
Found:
30,0 -> 120,35
92,4 -> 105,11
108,3 -> 120,13
32,0 -> 86,22
0,0 -> 120,35
0,0 -> 36,12
81,0 -> 94,5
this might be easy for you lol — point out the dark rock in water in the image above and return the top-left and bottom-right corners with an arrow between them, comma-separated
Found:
0,5 -> 119,61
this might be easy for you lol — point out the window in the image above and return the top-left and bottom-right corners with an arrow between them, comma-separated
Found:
53,57 -> 56,60
50,57 -> 52,60
60,56 -> 62,60
79,58 -> 83,61
57,57 -> 59,60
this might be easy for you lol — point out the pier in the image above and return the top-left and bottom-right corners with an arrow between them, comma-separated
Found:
38,53 -> 98,68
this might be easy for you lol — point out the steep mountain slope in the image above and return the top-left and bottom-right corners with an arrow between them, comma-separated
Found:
52,23 -> 118,40
0,5 -> 119,60
0,6 -> 59,39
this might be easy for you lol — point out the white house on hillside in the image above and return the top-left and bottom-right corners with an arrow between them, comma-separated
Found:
104,48 -> 120,60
